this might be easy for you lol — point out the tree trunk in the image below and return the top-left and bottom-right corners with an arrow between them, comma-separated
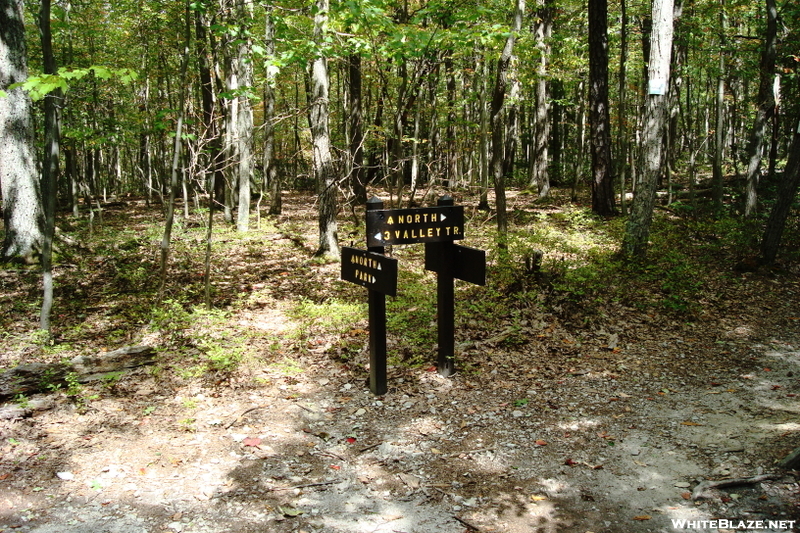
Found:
588,0 -> 617,216
617,0 -> 629,215
194,7 -> 225,215
712,0 -> 726,214
529,0 -> 552,198
743,0 -> 778,217
264,9 -> 281,215
310,0 -> 339,258
348,53 -> 366,206
491,0 -> 525,241
477,52 -> 490,211
158,0 -> 191,300
234,0 -> 254,232
760,116 -> 800,264
39,0 -> 61,333
0,0 -> 43,264
621,0 -> 674,259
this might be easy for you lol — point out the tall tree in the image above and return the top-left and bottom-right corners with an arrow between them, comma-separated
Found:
711,0 -> 727,214
743,0 -> 778,217
529,0 -> 553,198
264,6 -> 281,215
158,0 -> 192,299
621,0 -> 675,258
760,115 -> 800,264
233,0 -> 254,232
39,0 -> 61,332
491,0 -> 525,240
0,0 -> 43,264
310,0 -> 339,258
588,0 -> 616,216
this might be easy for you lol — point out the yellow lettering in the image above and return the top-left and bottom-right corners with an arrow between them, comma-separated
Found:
394,230 -> 401,239
427,227 -> 433,237
454,226 -> 461,235
384,231 -> 392,241
403,230 -> 409,239
436,228 -> 442,236
415,214 -> 421,223
387,216 -> 394,225
431,213 -> 438,222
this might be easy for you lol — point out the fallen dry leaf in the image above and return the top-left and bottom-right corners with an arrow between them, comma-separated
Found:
535,440 -> 548,446
681,421 -> 703,426
632,515 -> 652,521
242,437 -> 262,447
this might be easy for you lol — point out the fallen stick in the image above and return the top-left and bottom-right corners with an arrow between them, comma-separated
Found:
453,515 -> 484,532
225,405 -> 268,429
267,479 -> 341,492
691,473 -> 780,500
358,442 -> 382,454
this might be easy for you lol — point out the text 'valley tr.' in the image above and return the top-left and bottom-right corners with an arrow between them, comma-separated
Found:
341,196 -> 485,395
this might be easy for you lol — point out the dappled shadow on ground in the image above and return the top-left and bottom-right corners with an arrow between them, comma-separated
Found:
2,191 -> 800,532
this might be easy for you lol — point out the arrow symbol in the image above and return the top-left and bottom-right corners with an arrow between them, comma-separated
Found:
441,213 -> 447,222
377,264 -> 382,270
374,232 -> 383,241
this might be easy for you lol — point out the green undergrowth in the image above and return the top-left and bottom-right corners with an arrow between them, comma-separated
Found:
10,194 -> 794,386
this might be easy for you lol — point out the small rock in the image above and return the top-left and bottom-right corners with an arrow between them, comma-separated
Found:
56,472 -> 75,481
512,410 -> 524,418
674,481 -> 691,488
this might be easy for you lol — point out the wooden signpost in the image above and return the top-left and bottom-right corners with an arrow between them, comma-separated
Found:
341,195 -> 485,394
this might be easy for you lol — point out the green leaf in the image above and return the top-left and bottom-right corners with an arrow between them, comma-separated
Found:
279,506 -> 303,517
90,66 -> 113,80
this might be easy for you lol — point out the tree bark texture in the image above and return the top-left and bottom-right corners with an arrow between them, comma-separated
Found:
622,0 -> 674,258
39,0 -> 61,332
0,0 -> 43,263
530,0 -> 552,198
0,345 -> 156,398
760,117 -> 800,264
234,0 -> 254,232
264,8 -> 281,215
491,0 -> 525,240
348,53 -> 365,205
310,0 -> 339,258
743,0 -> 778,217
712,0 -> 726,214
588,0 -> 617,216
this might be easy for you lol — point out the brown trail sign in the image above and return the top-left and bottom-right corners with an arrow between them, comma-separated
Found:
341,247 -> 398,296
366,205 -> 465,246
341,196 -> 485,393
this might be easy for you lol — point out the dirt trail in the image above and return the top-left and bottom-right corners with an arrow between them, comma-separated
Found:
2,323 -> 799,533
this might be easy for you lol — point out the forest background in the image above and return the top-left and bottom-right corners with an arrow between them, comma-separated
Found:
1,0 -> 800,354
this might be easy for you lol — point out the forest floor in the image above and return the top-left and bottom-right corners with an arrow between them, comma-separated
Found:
1,189 -> 800,533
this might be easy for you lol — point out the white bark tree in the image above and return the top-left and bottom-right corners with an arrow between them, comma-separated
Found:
310,0 -> 339,258
621,0 -> 675,258
0,0 -> 43,264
